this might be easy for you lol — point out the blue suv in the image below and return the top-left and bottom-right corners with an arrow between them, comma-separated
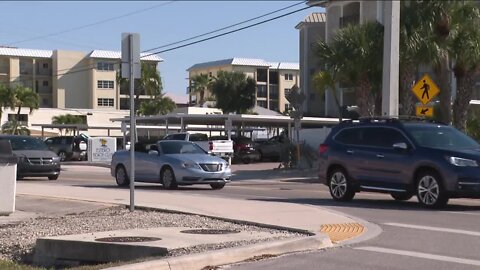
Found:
318,118 -> 480,208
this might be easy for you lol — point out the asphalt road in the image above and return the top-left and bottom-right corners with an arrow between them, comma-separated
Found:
19,164 -> 480,270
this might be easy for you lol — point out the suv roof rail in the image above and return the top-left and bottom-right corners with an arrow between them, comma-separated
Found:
356,116 -> 448,125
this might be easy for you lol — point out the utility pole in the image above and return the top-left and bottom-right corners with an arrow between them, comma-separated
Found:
122,33 -> 140,211
381,0 -> 400,117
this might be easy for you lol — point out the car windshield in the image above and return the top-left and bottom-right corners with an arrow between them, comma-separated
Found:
160,141 -> 206,154
6,136 -> 49,151
405,125 -> 479,150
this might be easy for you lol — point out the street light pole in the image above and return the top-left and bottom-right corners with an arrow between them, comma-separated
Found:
381,0 -> 400,117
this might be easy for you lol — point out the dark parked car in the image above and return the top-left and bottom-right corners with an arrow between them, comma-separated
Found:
45,135 -> 88,161
318,117 -> 480,208
0,135 -> 61,180
210,135 -> 260,164
254,135 -> 289,162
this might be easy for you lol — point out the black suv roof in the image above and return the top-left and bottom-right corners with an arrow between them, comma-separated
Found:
338,117 -> 448,128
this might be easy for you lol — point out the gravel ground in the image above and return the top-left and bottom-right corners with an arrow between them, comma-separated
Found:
0,206 -> 305,264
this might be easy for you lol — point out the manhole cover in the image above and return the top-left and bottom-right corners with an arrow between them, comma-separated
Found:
180,229 -> 240,235
95,236 -> 161,243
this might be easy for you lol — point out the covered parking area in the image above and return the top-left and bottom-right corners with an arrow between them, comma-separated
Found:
111,113 -> 340,143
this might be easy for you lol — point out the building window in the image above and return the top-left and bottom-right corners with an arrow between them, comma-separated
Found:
97,62 -> 114,71
256,85 -> 267,98
257,69 -> 268,83
8,114 -> 28,125
42,63 -> 48,69
284,88 -> 291,97
97,98 -> 114,107
42,80 -> 48,87
257,100 -> 267,108
97,80 -> 114,89
208,72 -> 213,77
285,103 -> 291,112
269,101 -> 279,112
270,85 -> 279,99
284,73 -> 293,81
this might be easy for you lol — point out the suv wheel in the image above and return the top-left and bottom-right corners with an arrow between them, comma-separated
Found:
416,171 -> 449,208
58,151 -> 67,162
329,168 -> 355,201
391,192 -> 413,201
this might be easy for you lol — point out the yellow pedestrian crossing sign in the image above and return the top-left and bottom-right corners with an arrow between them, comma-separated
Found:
416,105 -> 434,117
412,74 -> 440,105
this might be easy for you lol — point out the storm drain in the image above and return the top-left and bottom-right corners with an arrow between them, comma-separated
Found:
320,223 -> 365,243
180,229 -> 240,235
95,236 -> 162,243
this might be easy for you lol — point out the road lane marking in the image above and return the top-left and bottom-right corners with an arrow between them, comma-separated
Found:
443,211 -> 480,216
355,246 -> 480,266
384,223 -> 480,236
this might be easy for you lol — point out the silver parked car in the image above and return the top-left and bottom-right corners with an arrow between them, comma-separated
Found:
111,140 -> 232,190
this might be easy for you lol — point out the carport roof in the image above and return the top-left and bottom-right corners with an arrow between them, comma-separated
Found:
110,113 -> 340,128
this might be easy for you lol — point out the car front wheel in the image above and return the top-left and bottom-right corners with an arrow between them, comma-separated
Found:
161,167 -> 178,190
391,192 -> 413,201
115,165 -> 130,187
416,171 -> 449,208
210,183 -> 226,190
329,168 -> 355,201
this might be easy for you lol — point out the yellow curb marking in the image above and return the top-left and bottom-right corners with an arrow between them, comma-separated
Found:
320,223 -> 365,243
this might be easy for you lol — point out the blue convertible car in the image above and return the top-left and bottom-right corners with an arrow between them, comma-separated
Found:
111,140 -> 231,190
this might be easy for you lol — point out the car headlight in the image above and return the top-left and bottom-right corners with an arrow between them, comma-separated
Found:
52,156 -> 61,163
448,156 -> 478,167
224,162 -> 230,169
182,162 -> 200,169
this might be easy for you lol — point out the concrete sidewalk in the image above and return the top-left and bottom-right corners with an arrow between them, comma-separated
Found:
7,180 -> 379,269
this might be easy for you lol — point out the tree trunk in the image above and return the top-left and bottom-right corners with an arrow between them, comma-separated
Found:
200,90 -> 205,106
436,56 -> 452,124
452,74 -> 475,132
356,77 -> 375,117
399,64 -> 416,116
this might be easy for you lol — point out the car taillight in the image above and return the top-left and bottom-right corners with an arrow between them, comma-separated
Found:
319,144 -> 328,154
209,141 -> 213,151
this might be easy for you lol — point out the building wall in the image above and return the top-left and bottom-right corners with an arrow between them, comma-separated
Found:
52,50 -> 90,109
90,58 -> 118,110
188,63 -> 298,114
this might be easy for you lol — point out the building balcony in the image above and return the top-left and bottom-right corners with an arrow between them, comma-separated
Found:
339,14 -> 360,28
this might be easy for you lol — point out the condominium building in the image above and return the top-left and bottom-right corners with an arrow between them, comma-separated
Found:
0,47 -> 162,110
187,58 -> 299,114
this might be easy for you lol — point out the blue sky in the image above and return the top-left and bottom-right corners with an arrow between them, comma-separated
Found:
0,1 -> 322,100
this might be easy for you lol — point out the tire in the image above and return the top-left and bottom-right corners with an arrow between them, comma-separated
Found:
58,151 -> 67,162
48,175 -> 59,181
328,168 -> 355,201
391,192 -> 413,201
416,170 -> 449,208
115,165 -> 130,187
210,183 -> 226,190
161,167 -> 178,189
241,157 -> 251,164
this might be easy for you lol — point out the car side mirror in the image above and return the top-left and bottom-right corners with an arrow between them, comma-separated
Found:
393,142 -> 408,151
148,150 -> 159,155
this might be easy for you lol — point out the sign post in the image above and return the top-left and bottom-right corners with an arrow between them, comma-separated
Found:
122,33 -> 141,212
412,74 -> 440,118
286,84 -> 305,167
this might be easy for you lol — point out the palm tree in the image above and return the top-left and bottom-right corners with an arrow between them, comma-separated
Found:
449,3 -> 480,131
52,114 -> 86,135
117,62 -> 163,108
190,73 -> 212,106
10,85 -> 39,134
210,71 -> 256,114
316,21 -> 384,117
137,94 -> 176,116
1,121 -> 30,135
312,71 -> 342,121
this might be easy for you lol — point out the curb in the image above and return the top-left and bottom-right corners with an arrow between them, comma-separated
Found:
61,162 -> 110,168
103,234 -> 332,270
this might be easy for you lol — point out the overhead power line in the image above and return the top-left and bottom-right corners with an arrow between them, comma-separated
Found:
7,1 -> 177,46
142,0 -> 307,53
142,5 -> 313,57
8,3 -> 312,82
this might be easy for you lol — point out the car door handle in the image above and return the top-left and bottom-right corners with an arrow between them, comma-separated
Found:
346,150 -> 354,155
376,154 -> 384,158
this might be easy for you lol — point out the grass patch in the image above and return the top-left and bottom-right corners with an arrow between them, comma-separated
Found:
0,260 -> 45,270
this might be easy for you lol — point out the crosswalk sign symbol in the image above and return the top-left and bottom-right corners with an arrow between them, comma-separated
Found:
416,105 -> 434,117
412,74 -> 440,105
